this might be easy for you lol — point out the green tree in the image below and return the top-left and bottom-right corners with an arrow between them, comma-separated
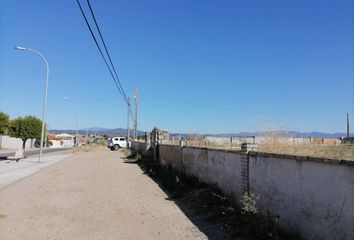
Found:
0,112 -> 10,134
9,116 -> 42,149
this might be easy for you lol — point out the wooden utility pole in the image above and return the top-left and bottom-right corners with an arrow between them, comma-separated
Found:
347,113 -> 350,138
134,81 -> 138,139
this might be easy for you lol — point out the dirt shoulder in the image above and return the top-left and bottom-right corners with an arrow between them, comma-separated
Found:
0,150 -> 219,240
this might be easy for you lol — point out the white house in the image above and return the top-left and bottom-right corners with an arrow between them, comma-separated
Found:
55,133 -> 75,148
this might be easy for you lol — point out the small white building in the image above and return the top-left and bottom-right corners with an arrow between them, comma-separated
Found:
55,133 -> 74,148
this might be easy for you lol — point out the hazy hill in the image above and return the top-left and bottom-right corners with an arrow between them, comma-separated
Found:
50,127 -> 351,138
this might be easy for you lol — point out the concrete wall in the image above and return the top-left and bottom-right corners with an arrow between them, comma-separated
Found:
158,144 -> 181,169
147,144 -> 354,240
50,140 -> 62,148
181,147 -> 244,199
248,153 -> 354,239
0,135 -> 35,149
198,136 -> 339,146
231,136 -> 256,145
131,141 -> 147,155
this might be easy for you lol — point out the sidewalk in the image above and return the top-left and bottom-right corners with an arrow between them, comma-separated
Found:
0,149 -> 17,154
0,148 -> 37,157
0,151 -> 73,188
0,147 -> 38,153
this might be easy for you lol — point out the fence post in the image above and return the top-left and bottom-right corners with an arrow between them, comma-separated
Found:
179,140 -> 185,174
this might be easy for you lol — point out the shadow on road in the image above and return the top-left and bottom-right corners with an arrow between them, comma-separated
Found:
123,155 -> 301,240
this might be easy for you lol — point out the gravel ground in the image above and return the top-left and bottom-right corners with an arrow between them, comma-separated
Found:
0,149 -> 217,240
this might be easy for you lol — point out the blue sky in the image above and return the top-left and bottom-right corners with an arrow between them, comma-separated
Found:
0,0 -> 353,134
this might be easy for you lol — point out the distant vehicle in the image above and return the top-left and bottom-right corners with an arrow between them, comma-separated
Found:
108,137 -> 130,151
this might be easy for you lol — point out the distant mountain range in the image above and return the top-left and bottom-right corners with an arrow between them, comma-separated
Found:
203,131 -> 352,138
49,127 -> 352,138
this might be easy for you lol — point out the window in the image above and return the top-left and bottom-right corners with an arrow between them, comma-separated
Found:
120,138 -> 125,141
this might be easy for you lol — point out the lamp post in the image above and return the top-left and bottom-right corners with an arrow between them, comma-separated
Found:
15,46 -> 49,163
64,97 -> 79,147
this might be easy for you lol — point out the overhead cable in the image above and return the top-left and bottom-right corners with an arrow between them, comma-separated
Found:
86,0 -> 129,103
76,0 -> 128,105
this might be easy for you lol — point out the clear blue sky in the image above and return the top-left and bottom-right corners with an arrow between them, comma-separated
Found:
0,0 -> 353,134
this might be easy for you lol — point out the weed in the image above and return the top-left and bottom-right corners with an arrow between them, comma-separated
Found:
240,193 -> 260,215
138,155 -> 302,240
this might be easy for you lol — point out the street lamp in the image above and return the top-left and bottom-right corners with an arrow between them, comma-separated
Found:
15,46 -> 49,163
63,97 -> 79,147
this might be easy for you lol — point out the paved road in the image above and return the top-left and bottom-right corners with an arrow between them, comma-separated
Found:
0,150 -> 227,240
0,147 -> 69,159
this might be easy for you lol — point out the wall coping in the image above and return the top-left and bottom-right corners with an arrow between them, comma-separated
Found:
181,145 -> 243,154
176,145 -> 354,166
159,143 -> 180,146
249,151 -> 354,166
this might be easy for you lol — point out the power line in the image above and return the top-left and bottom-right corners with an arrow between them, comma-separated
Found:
140,93 -> 347,117
76,0 -> 128,105
86,0 -> 128,103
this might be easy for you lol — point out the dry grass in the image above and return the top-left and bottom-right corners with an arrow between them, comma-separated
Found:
259,144 -> 354,160
185,140 -> 354,160
72,145 -> 109,153
120,148 -> 132,157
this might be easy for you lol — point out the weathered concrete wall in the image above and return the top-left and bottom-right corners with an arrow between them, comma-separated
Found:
197,136 -> 339,146
255,136 -> 312,145
158,144 -> 181,169
153,145 -> 354,240
248,153 -> 354,240
0,135 -> 34,149
181,147 -> 244,200
131,141 -> 147,155
203,136 -> 255,146
231,136 -> 256,145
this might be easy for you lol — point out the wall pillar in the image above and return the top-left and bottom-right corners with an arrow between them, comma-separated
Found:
240,143 -> 258,195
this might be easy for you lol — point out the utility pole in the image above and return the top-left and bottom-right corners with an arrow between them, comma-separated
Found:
134,81 -> 138,139
127,97 -> 130,146
347,113 -> 350,138
75,104 -> 78,146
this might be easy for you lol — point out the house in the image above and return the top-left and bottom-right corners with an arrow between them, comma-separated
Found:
55,133 -> 75,147
47,134 -> 62,148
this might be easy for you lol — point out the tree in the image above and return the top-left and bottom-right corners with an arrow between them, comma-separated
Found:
9,116 -> 42,149
0,112 -> 10,134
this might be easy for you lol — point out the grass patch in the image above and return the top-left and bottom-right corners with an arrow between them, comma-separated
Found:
120,148 -> 132,157
72,145 -> 108,153
185,142 -> 354,160
259,144 -> 354,160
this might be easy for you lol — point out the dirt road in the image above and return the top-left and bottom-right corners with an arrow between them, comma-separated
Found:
0,150 -> 211,240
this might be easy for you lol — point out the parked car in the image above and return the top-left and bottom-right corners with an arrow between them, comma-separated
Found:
108,137 -> 130,151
